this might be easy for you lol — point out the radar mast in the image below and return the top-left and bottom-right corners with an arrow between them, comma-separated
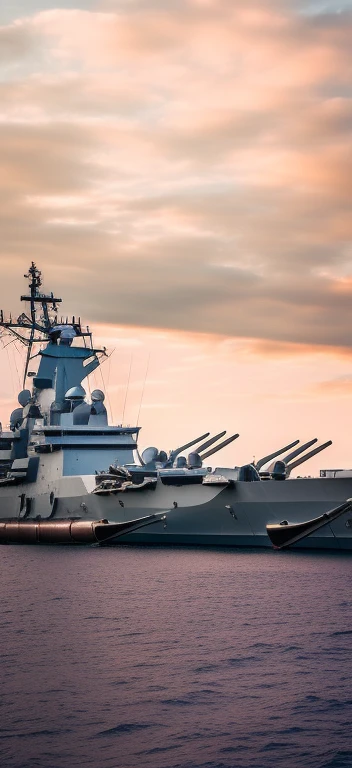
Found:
0,262 -> 92,386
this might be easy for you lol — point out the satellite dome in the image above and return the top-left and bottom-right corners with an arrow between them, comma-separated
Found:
141,447 -> 158,465
10,407 -> 24,430
18,389 -> 31,407
91,389 -> 105,402
65,385 -> 86,400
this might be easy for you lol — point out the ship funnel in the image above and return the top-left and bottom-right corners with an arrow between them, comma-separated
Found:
281,438 -> 318,465
168,432 -> 210,463
199,433 -> 239,461
255,440 -> 300,471
285,440 -> 332,477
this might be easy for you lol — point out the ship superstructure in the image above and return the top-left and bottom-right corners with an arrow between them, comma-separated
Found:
0,265 -> 352,550
0,264 -> 144,526
0,264 -> 139,469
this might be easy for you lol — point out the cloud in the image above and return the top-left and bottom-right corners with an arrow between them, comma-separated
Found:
0,18 -> 38,65
0,2 -> 351,351
314,375 -> 352,397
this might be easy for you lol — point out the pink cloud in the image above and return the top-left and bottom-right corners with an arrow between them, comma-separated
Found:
0,2 -> 351,351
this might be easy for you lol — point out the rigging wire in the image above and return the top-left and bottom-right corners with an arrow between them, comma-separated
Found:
106,350 -> 114,424
85,368 -> 92,400
97,356 -> 114,426
136,352 -> 151,427
122,354 -> 133,426
11,345 -> 21,392
5,345 -> 16,401
107,352 -> 112,390
1,337 -> 17,350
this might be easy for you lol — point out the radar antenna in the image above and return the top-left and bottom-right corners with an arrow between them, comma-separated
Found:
0,262 -> 94,386
21,263 -> 60,386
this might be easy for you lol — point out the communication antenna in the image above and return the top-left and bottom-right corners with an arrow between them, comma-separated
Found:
136,352 -> 151,427
5,344 -> 15,399
122,353 -> 133,424
97,351 -> 114,425
107,350 -> 113,415
0,262 -> 98,387
105,349 -> 114,424
11,345 -> 21,390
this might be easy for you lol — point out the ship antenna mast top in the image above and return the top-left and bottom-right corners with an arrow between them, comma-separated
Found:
22,262 -> 62,333
0,263 -> 100,387
0,262 -> 63,386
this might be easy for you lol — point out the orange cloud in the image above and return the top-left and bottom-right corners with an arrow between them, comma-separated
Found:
0,2 -> 351,351
315,377 -> 352,397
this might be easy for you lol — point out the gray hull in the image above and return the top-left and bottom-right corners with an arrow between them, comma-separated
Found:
1,474 -> 352,550
96,476 -> 352,550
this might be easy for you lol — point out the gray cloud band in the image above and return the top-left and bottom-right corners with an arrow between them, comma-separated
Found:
0,2 -> 351,349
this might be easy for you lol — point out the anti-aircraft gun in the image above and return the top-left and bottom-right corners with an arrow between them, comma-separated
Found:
255,438 -> 333,480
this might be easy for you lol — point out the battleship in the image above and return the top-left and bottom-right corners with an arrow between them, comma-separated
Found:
0,263 -> 352,550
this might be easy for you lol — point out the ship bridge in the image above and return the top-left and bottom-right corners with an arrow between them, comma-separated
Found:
30,424 -> 140,476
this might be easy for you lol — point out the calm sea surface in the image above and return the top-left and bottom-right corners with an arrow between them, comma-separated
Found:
0,545 -> 351,768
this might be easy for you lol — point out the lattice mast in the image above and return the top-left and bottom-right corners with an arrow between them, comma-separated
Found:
0,262 -> 91,386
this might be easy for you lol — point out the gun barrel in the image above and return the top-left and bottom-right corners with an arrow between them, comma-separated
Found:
285,440 -> 332,476
200,433 -> 239,461
255,440 -> 300,471
169,432 -> 210,461
282,438 -> 318,465
196,431 -> 227,454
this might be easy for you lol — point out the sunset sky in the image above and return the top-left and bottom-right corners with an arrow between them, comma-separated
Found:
0,0 -> 352,473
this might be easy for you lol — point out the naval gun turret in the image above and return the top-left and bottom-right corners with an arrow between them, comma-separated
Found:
128,430 -> 240,485
255,440 -> 300,472
140,430 -> 240,473
258,438 -> 333,480
285,440 -> 333,477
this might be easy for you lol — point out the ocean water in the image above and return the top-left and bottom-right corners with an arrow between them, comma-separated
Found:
0,546 -> 351,768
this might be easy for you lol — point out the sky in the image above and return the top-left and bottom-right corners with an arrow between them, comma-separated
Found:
0,0 -> 352,473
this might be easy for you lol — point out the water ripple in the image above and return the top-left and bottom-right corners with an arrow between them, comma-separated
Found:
1,546 -> 351,768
